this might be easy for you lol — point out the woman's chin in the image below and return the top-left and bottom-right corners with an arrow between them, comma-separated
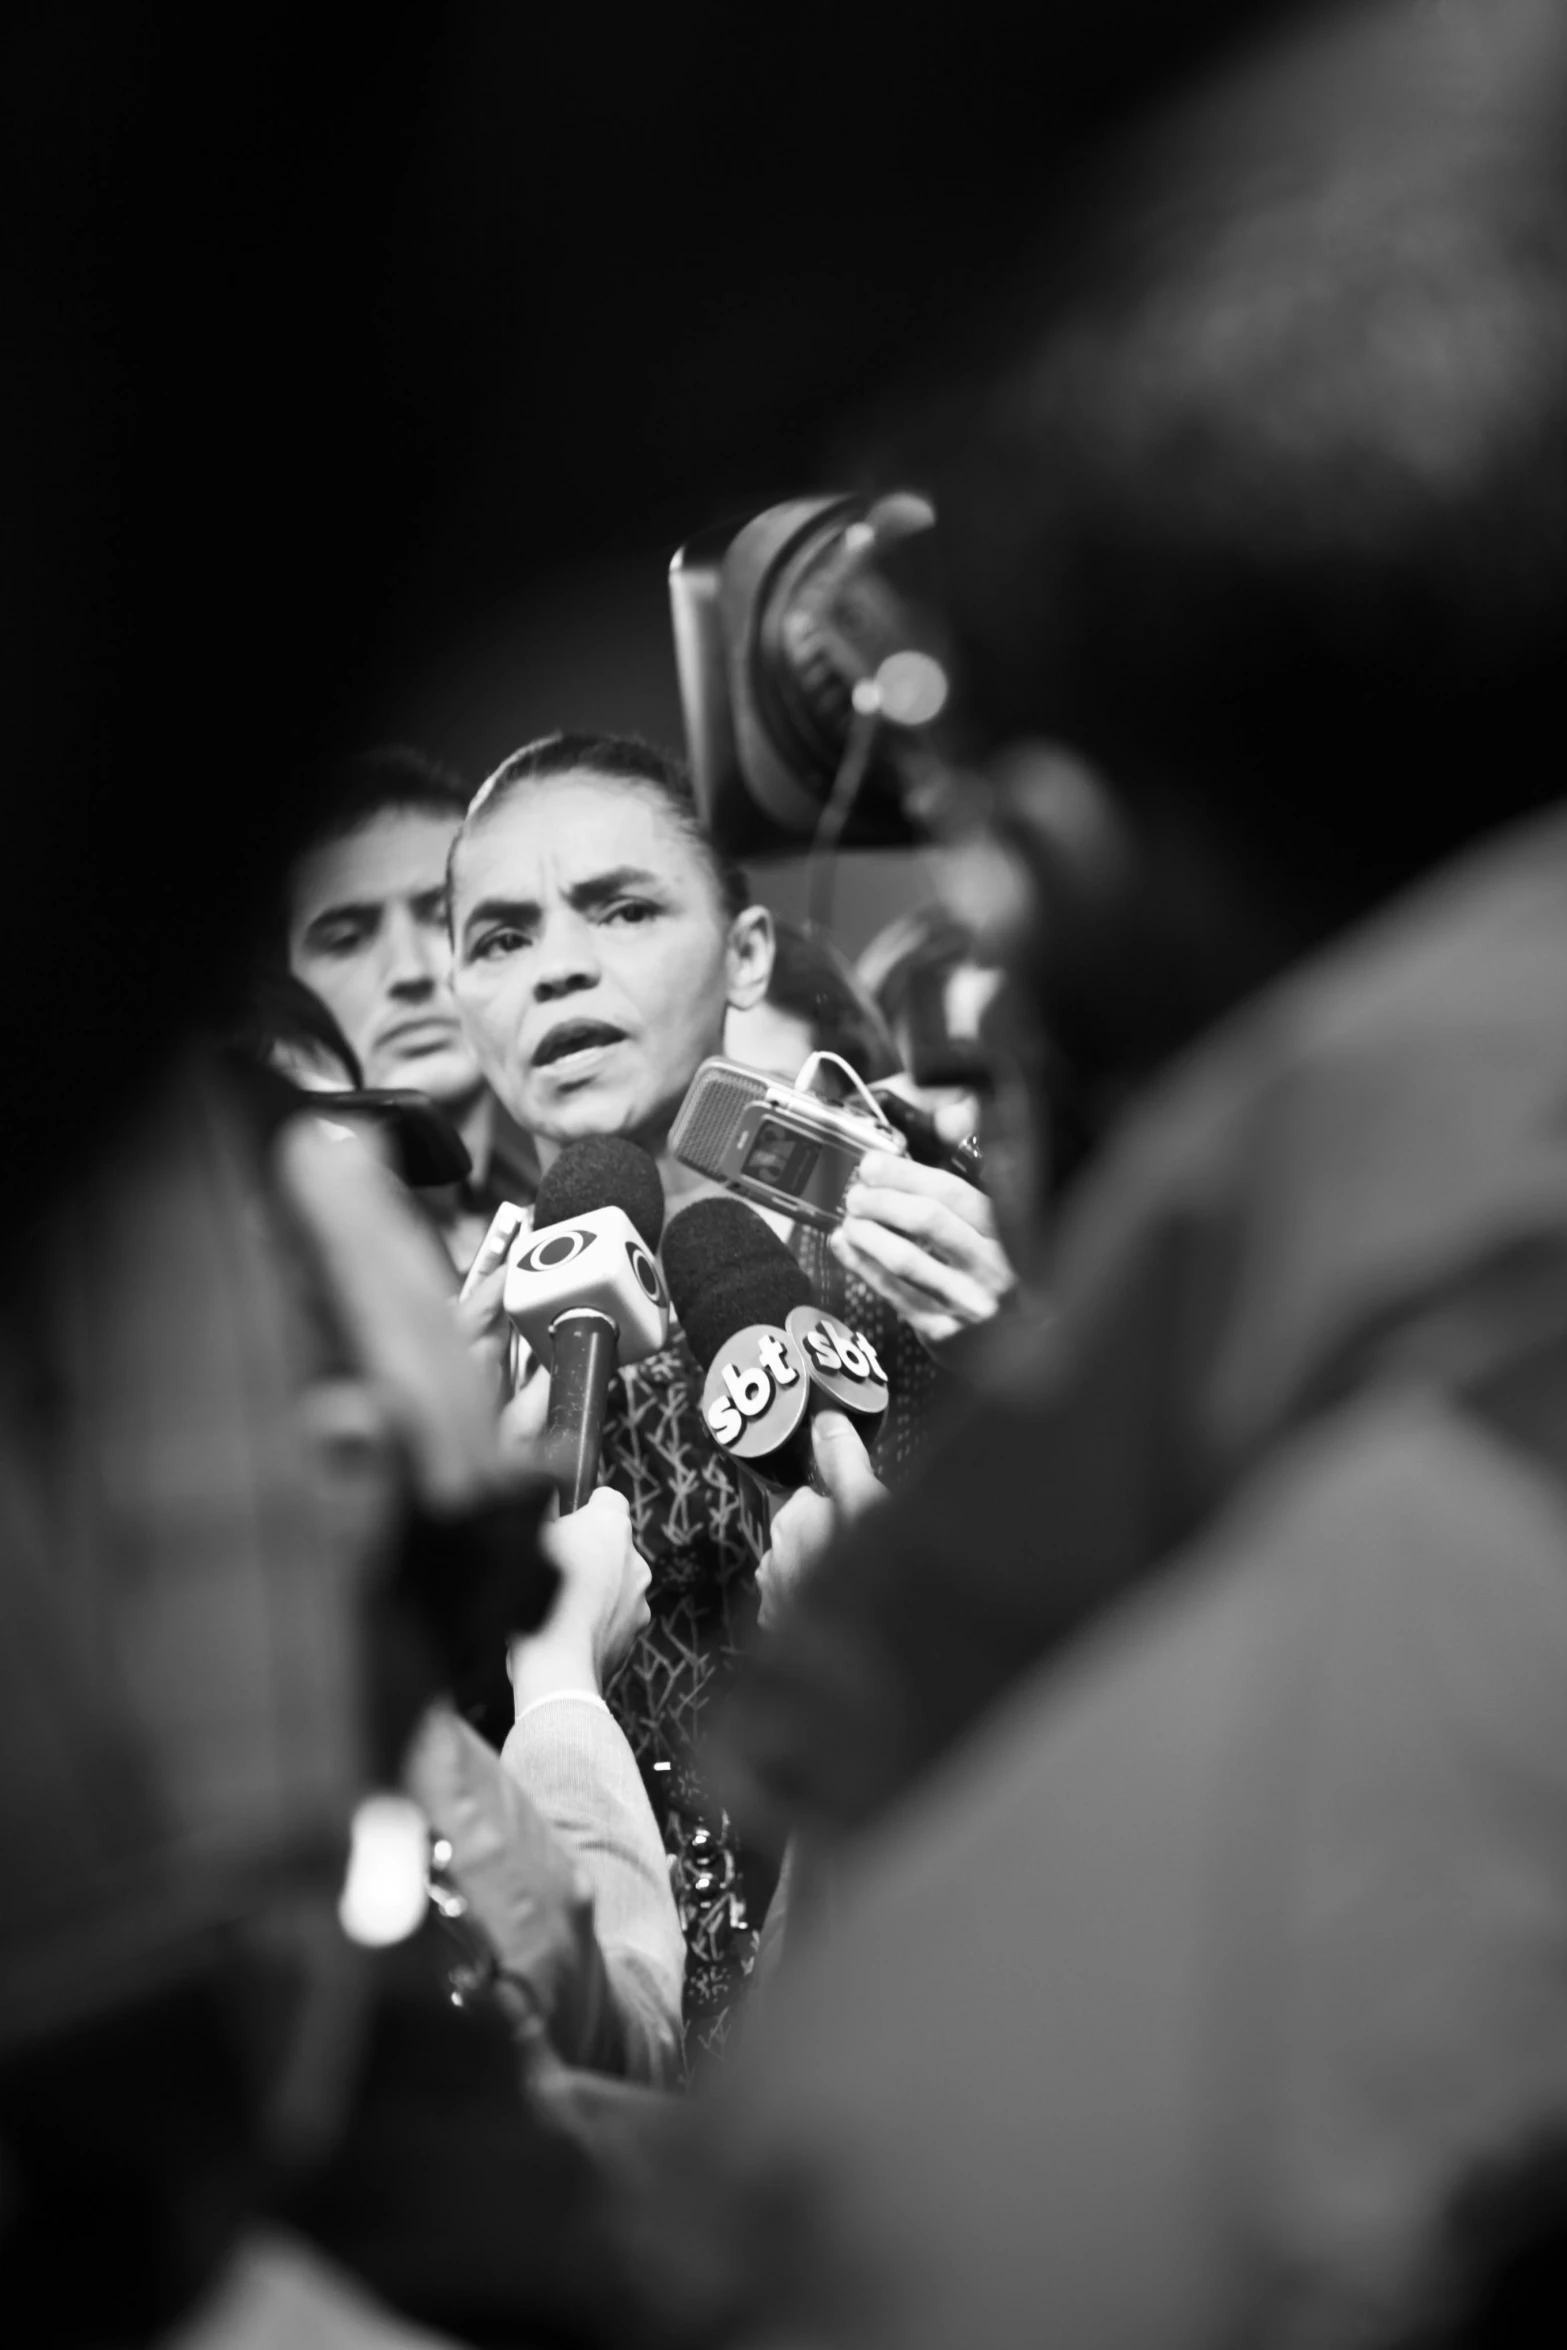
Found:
530,1086 -> 683,1162
534,1084 -> 641,1144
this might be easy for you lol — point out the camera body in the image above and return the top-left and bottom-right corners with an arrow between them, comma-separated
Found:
670,1055 -> 908,1232
669,492 -> 943,858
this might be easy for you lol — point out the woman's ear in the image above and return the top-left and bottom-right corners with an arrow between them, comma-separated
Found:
725,905 -> 775,1013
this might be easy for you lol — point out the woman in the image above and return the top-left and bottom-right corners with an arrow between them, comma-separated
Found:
449,732 -> 776,2058
449,731 -> 1009,2053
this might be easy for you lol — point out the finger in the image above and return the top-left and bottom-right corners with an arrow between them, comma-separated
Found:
843,1181 -> 1004,1271
810,1410 -> 882,1520
769,1486 -> 835,1566
834,1262 -> 963,1350
557,1484 -> 631,1545
933,1094 -> 983,1146
498,1369 -> 550,1453
459,1201 -> 527,1302
855,1152 -> 996,1235
836,1214 -> 1001,1323
828,1230 -> 966,1347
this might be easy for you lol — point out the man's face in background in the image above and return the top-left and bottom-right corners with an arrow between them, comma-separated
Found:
288,808 -> 484,1106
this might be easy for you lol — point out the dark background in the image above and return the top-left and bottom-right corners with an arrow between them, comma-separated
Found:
8,3 -> 1310,1236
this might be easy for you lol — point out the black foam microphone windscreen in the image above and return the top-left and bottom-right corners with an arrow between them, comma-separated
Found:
662,1196 -> 813,1372
532,1133 -> 666,1249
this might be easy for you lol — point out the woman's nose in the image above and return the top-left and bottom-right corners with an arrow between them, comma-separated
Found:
532,913 -> 601,1000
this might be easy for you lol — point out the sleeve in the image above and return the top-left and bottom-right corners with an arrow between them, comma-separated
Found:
406,1703 -> 683,2086
690,1389 -> 1567,2350
502,1696 -> 686,2087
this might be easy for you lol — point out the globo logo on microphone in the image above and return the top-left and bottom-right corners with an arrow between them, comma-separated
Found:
503,1204 -> 670,1368
517,1225 -> 595,1273
702,1324 -> 811,1457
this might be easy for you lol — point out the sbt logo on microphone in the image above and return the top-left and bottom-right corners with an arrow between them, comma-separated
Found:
786,1307 -> 888,1411
702,1324 -> 811,1456
503,1204 -> 669,1368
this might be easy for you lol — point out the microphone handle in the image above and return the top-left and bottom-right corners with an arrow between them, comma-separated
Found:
544,1308 -> 620,1513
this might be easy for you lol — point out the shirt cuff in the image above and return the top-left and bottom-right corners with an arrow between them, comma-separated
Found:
513,1689 -> 612,1727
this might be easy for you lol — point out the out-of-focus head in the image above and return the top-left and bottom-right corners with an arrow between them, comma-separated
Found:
726,919 -> 899,1085
286,747 -> 482,1107
912,0 -> 1567,1103
449,732 -> 773,1158
857,905 -> 993,1133
230,968 -> 363,1094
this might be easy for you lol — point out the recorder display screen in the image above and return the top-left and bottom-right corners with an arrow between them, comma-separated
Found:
743,1118 -> 821,1196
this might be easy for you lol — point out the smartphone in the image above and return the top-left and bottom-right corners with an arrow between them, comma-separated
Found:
326,1090 -> 473,1189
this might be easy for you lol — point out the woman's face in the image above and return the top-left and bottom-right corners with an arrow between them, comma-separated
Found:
451,774 -> 755,1150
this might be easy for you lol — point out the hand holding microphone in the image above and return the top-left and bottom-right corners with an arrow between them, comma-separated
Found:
509,1487 -> 652,1710
661,1194 -> 891,1504
758,1410 -> 884,1631
458,1199 -> 530,1391
501,1136 -> 670,1511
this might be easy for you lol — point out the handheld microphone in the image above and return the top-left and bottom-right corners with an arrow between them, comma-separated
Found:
503,1136 -> 670,1510
662,1199 -> 890,1503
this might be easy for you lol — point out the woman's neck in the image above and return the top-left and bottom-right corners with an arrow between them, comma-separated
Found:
653,1131 -> 795,1242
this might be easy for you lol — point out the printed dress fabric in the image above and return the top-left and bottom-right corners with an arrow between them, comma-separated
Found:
596,1337 -> 770,2066
788,1222 -> 955,1486
597,1229 -> 955,2064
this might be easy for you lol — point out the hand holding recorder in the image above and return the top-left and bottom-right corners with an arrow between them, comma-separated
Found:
670,1048 -> 970,1233
832,1149 -> 1013,1350
670,1048 -> 1007,1351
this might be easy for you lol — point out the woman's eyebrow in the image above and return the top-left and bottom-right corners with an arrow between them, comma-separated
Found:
459,869 -> 664,946
460,895 -> 540,944
567,866 -> 663,910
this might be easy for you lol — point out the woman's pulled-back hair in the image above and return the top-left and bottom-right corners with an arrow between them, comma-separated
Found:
463,731 -> 750,923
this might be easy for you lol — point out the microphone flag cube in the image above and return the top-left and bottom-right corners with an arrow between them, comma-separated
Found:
503,1204 -> 670,1368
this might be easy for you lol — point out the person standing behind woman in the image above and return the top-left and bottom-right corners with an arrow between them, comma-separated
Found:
284,747 -> 539,1275
449,733 -> 778,2058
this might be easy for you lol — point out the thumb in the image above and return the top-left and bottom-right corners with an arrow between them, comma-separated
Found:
498,1361 -> 550,1453
459,1200 -> 526,1303
810,1409 -> 882,1521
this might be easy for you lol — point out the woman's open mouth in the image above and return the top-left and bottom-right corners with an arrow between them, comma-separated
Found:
531,1019 -> 628,1074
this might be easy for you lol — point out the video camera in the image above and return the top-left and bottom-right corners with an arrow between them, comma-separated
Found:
669,490 -> 953,862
